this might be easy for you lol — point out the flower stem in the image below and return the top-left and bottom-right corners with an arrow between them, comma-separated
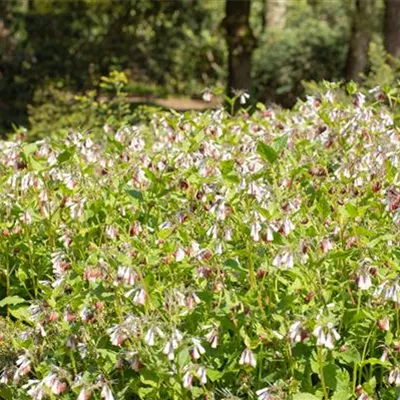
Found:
318,346 -> 328,400
247,240 -> 256,290
114,285 -> 123,323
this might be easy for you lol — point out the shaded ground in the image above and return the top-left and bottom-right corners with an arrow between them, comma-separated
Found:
127,95 -> 222,111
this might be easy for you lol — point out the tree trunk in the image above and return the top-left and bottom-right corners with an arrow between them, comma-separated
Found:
384,0 -> 400,59
0,1 -> 9,19
264,0 -> 287,30
306,0 -> 319,9
225,0 -> 256,100
344,0 -> 375,82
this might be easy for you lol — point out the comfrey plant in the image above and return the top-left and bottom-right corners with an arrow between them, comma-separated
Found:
1,85 -> 400,399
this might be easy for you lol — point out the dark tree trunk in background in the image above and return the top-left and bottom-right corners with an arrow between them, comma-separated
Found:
0,1 -> 9,19
264,0 -> 287,30
345,0 -> 375,82
225,0 -> 256,99
306,0 -> 319,9
384,0 -> 400,59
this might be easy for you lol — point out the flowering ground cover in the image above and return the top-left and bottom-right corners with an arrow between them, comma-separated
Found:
1,88 -> 400,400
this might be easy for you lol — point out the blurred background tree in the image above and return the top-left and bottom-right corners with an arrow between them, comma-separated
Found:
384,0 -> 400,59
345,0 -> 376,82
224,0 -> 256,98
263,0 -> 287,30
1,0 -> 400,137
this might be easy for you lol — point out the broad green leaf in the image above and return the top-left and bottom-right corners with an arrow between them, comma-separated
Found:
310,352 -> 319,374
220,160 -> 240,184
138,387 -> 154,399
257,141 -> 278,164
363,376 -> 377,393
335,368 -> 351,393
177,348 -> 190,367
57,149 -> 74,163
0,296 -> 26,307
328,249 -> 356,260
126,189 -> 144,202
30,157 -> 47,171
344,202 -> 358,218
23,142 -> 38,156
360,357 -> 388,367
144,168 -> 158,184
206,369 -> 224,382
316,196 -> 330,218
368,234 -> 396,248
223,258 -> 246,272
385,330 -> 394,346
97,349 -> 117,364
354,226 -> 373,237
331,390 -> 351,400
191,387 -> 203,398
0,385 -> 12,400
346,81 -> 358,95
293,393 -> 320,400
272,134 -> 288,152
9,306 -> 31,322
337,347 -> 361,364
140,370 -> 159,387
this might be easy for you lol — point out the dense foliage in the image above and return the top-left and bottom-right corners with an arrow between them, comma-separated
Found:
25,72 -> 162,142
253,16 -> 348,107
2,0 -> 395,135
0,0 -> 225,133
1,86 -> 400,399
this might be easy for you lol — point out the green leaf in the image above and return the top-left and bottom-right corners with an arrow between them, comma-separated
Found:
354,226 -> 373,237
30,157 -> 47,171
97,349 -> 117,364
177,348 -> 190,368
23,142 -> 38,156
206,369 -> 224,382
363,376 -> 377,393
257,141 -> 278,164
0,385 -> 13,400
144,168 -> 158,184
346,81 -> 358,95
316,196 -> 330,219
17,267 -> 28,283
328,250 -> 356,261
9,306 -> 31,322
385,330 -> 393,346
319,111 -> 332,126
335,368 -> 351,392
293,393 -> 320,400
368,234 -> 396,248
331,390 -> 351,400
0,296 -> 26,307
220,160 -> 240,184
360,357 -> 388,367
158,227 -> 174,239
140,370 -> 159,387
191,387 -> 203,398
337,347 -> 361,364
138,387 -> 154,399
126,189 -> 144,202
223,258 -> 246,272
323,363 -> 339,390
272,134 -> 288,152
345,203 -> 358,218
57,149 -> 74,163
310,352 -> 319,374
